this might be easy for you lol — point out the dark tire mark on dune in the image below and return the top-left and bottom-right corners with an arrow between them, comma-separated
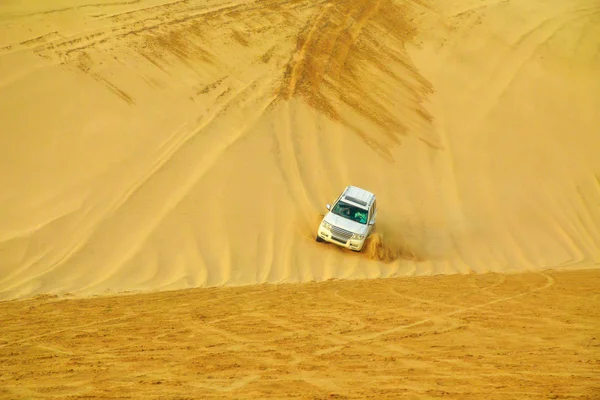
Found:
279,0 -> 436,160
4,1 -> 255,100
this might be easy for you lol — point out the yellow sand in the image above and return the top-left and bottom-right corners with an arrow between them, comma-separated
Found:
1,0 -> 599,300
1,1 -> 600,398
1,269 -> 599,399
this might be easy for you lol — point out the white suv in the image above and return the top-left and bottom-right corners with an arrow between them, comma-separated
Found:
316,186 -> 377,252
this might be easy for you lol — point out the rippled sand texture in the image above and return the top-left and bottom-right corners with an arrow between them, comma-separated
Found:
1,1 -> 600,297
1,269 -> 599,399
1,1 -> 600,397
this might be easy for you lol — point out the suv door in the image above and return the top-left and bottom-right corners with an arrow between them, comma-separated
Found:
370,199 -> 377,223
367,200 -> 376,236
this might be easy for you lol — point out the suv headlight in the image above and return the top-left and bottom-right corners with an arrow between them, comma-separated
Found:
321,221 -> 333,230
351,233 -> 365,240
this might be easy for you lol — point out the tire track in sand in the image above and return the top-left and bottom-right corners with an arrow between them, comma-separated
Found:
273,0 -> 383,232
0,0 -> 251,58
474,7 -> 600,132
279,0 -> 435,162
314,272 -> 555,355
76,78 -> 279,293
6,75 -> 274,296
3,270 -> 597,398
0,276 -> 258,349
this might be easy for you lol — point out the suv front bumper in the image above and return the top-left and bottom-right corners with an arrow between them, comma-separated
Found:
317,225 -> 366,251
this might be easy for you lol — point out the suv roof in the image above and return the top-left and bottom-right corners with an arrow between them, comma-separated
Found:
340,186 -> 375,209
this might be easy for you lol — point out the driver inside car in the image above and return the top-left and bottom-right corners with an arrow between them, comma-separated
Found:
354,211 -> 367,224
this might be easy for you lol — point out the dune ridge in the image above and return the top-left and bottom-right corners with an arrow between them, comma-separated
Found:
1,0 -> 600,300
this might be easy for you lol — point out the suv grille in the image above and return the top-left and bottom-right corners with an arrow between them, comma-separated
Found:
330,226 -> 352,243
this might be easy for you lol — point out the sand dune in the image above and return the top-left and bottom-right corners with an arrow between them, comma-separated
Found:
1,0 -> 600,296
2,0 -> 600,397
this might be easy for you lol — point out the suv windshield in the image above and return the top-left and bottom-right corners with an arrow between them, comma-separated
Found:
331,201 -> 368,224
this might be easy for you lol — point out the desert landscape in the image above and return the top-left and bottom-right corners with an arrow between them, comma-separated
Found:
1,0 -> 599,398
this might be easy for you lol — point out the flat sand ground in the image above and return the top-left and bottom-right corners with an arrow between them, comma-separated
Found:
1,269 -> 599,399
2,0 -> 599,299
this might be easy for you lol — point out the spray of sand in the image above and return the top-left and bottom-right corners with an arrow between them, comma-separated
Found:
361,231 -> 419,263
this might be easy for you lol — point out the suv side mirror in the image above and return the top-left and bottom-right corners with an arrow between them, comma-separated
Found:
326,204 -> 331,210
